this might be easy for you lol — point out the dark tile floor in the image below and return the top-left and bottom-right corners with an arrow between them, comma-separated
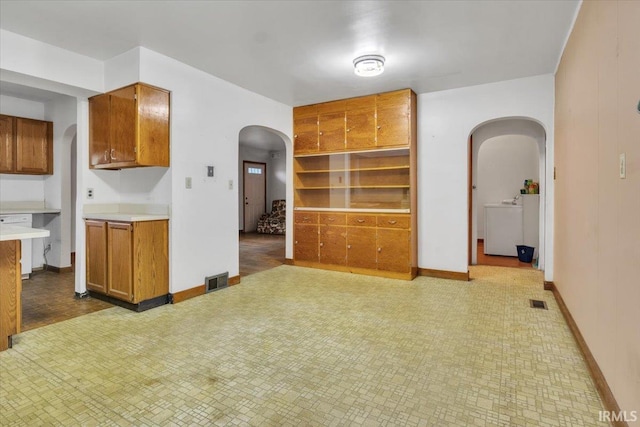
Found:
21,270 -> 112,332
239,232 -> 286,277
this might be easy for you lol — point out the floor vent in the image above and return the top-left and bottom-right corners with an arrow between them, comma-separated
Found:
205,272 -> 229,293
530,299 -> 548,310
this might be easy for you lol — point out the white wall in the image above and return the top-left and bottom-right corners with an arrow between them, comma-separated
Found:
417,74 -> 555,280
476,135 -> 539,238
269,150 -> 286,205
137,47 -> 292,293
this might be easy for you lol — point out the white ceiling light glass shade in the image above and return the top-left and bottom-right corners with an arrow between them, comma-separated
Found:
353,54 -> 385,77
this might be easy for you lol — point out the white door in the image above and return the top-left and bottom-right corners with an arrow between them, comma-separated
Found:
243,162 -> 266,232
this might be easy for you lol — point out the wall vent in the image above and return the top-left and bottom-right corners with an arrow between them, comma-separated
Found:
205,272 -> 229,293
529,299 -> 548,310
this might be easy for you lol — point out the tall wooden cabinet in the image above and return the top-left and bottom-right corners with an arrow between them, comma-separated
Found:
293,89 -> 417,280
0,114 -> 53,175
85,219 -> 169,310
89,83 -> 170,169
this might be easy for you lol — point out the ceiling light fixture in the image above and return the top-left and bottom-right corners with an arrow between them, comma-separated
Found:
353,54 -> 385,77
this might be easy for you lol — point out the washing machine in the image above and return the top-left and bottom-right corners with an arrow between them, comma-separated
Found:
484,204 -> 523,257
0,214 -> 33,279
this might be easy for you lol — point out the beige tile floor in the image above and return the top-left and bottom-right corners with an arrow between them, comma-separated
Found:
0,265 -> 607,426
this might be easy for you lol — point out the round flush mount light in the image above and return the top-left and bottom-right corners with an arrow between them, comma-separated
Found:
353,54 -> 385,77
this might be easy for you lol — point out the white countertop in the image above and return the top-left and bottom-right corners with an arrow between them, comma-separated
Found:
0,224 -> 50,241
83,213 -> 170,222
0,208 -> 61,215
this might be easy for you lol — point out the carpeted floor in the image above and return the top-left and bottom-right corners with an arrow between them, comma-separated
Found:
0,265 -> 606,426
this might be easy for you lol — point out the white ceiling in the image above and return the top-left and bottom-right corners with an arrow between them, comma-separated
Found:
0,0 -> 580,107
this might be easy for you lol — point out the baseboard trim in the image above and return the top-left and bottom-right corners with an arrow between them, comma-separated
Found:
88,291 -> 169,312
228,275 -> 240,286
293,260 -> 416,281
548,282 -> 626,427
418,268 -> 469,282
171,284 -> 205,304
283,258 -> 294,266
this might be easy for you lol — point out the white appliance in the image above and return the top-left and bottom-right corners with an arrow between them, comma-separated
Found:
484,204 -> 523,256
0,214 -> 33,279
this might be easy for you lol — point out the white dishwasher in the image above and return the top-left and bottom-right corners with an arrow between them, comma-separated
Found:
0,214 -> 33,279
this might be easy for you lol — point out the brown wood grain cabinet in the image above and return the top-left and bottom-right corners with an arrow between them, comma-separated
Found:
85,219 -> 169,310
293,88 -> 417,280
89,83 -> 170,169
0,114 -> 53,175
0,240 -> 21,351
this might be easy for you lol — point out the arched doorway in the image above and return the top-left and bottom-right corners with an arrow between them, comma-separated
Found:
468,117 -> 546,269
237,125 -> 288,277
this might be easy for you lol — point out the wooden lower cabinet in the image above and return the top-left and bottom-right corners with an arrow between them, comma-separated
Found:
377,228 -> 411,273
346,226 -> 377,270
294,223 -> 319,262
294,211 -> 415,279
0,240 -> 21,351
85,219 -> 168,309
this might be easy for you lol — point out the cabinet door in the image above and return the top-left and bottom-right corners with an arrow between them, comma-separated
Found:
377,228 -> 411,273
318,101 -> 345,152
89,93 -> 111,166
293,105 -> 318,154
15,118 -> 52,174
0,115 -> 14,173
137,84 -> 170,167
319,225 -> 347,266
346,227 -> 377,270
86,221 -> 108,294
107,222 -> 134,302
294,224 -> 319,262
109,86 -> 137,164
346,96 -> 376,150
376,91 -> 410,148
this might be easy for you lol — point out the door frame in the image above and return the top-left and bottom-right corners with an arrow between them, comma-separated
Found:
242,160 -> 267,232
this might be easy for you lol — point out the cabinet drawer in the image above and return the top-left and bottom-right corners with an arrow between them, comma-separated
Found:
347,214 -> 377,227
295,212 -> 318,224
377,214 -> 410,229
319,213 -> 346,225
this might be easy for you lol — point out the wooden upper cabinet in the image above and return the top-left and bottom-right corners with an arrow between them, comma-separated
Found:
376,90 -> 412,148
15,118 -> 53,174
346,95 -> 376,150
0,115 -> 15,173
293,105 -> 318,155
89,93 -> 110,166
318,100 -> 346,152
0,115 -> 52,175
89,82 -> 170,169
108,86 -> 137,164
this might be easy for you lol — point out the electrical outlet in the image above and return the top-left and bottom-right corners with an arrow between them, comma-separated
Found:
87,188 -> 94,199
207,166 -> 214,177
185,177 -> 192,189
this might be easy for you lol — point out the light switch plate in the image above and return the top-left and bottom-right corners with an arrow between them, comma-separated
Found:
207,166 -> 214,177
185,177 -> 192,189
619,153 -> 626,179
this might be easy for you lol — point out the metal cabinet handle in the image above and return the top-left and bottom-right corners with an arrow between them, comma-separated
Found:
303,216 -> 309,221
357,219 -> 365,223
320,242 -> 324,247
378,248 -> 382,252
377,126 -> 381,129
104,150 -> 108,161
319,131 -> 323,136
327,217 -> 335,222
388,220 -> 397,225
294,134 -> 298,138
110,148 -> 116,160
295,240 -> 298,244
346,128 -> 350,133
347,245 -> 351,249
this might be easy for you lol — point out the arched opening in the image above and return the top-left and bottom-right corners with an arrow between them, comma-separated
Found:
468,117 -> 546,269
237,125 -> 289,277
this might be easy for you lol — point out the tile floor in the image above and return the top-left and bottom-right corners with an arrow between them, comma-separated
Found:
1,265 -> 607,426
